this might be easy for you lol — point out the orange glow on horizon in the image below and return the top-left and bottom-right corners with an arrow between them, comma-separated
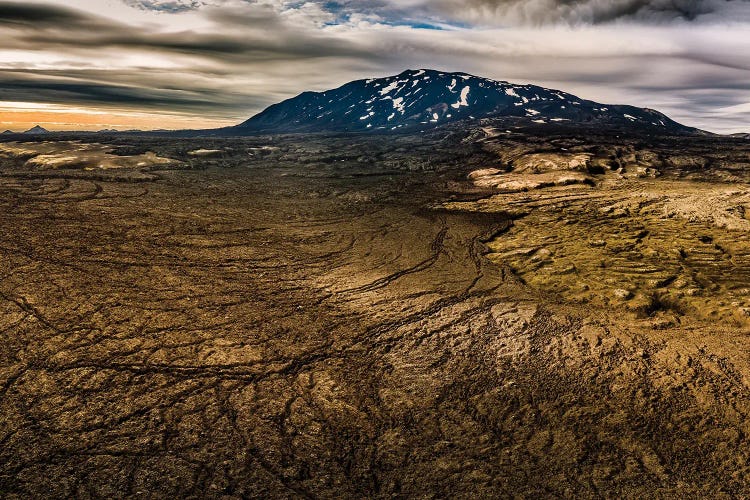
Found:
0,103 -> 237,132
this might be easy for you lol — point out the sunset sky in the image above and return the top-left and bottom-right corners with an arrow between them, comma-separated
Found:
1,0 -> 749,133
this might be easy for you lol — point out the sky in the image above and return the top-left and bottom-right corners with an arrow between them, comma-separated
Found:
0,0 -> 749,133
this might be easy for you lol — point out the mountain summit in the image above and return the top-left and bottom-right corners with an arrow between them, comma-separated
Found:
22,125 -> 50,135
233,69 -> 692,134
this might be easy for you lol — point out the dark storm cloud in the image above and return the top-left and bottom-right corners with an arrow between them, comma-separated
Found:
0,74 -> 227,111
19,30 -> 373,61
0,1 -> 93,26
0,54 -> 323,113
417,0 -> 750,25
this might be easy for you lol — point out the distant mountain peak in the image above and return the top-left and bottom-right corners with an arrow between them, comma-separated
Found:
233,69 -> 692,135
1,129 -> 14,135
23,125 -> 50,134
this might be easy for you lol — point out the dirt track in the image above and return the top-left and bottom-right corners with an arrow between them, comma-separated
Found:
2,132 -> 750,497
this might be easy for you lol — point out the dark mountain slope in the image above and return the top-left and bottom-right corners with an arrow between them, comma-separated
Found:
231,69 -> 694,135
22,125 -> 49,135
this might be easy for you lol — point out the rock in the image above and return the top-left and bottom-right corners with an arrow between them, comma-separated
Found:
614,289 -> 633,300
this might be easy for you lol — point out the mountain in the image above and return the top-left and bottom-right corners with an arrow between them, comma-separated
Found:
1,130 -> 14,135
22,125 -> 49,135
232,69 -> 694,135
730,133 -> 750,139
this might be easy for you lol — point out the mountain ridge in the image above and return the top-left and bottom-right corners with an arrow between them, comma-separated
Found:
23,125 -> 50,135
231,69 -> 695,135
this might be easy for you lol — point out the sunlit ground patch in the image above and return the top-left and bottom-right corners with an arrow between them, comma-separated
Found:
445,179 -> 750,327
0,141 -> 181,170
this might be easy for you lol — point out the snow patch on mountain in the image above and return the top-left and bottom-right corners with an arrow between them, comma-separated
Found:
452,86 -> 470,109
392,97 -> 405,114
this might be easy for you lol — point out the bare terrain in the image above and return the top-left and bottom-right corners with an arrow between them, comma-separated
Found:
2,125 -> 750,497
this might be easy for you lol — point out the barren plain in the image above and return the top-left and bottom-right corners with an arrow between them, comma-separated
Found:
2,125 -> 750,497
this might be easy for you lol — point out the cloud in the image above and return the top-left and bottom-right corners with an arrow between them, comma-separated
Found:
1,2 -> 374,61
0,1 -> 94,26
0,72 -> 241,112
123,0 -> 206,12
405,0 -> 750,26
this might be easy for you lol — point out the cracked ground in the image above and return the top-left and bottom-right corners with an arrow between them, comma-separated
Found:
2,129 -> 750,497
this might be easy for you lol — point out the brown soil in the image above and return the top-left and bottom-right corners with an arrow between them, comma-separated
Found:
2,128 -> 750,497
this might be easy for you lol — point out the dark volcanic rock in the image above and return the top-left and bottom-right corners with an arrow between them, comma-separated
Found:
232,69 -> 694,135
